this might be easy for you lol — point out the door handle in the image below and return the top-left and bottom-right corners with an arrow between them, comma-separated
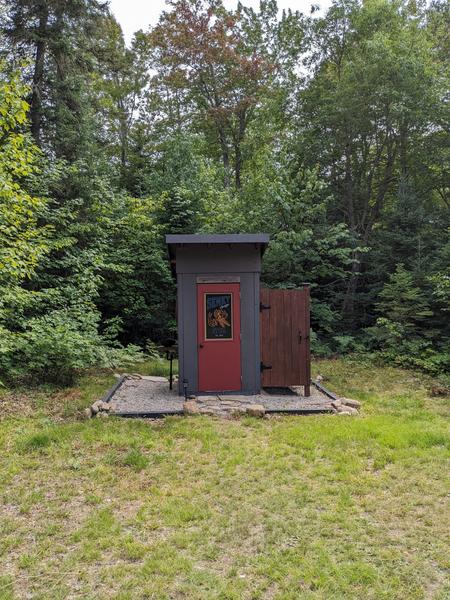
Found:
199,344 -> 204,348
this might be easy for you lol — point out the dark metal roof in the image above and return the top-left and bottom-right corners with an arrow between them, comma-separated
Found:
166,233 -> 269,245
166,233 -> 270,259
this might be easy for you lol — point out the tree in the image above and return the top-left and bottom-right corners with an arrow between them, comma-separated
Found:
295,0 -> 445,321
1,0 -> 109,159
376,264 -> 433,331
0,65 -> 49,288
97,196 -> 176,345
92,18 -> 149,186
367,263 -> 449,375
148,0 -> 281,189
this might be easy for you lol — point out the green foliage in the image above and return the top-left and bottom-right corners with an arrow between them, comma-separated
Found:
0,67 -> 50,286
98,196 -> 175,345
0,66 -> 143,385
368,264 -> 449,376
0,0 -> 448,384
1,308 -> 141,385
377,264 -> 433,329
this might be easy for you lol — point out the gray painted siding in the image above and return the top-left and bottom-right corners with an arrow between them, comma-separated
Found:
175,244 -> 262,274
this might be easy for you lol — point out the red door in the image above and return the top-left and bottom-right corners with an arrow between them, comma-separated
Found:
197,283 -> 241,392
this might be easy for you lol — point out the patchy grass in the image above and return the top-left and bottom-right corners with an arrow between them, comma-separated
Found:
0,358 -> 448,599
123,357 -> 179,378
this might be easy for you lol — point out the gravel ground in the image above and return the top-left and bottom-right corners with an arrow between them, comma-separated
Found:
109,377 -> 333,415
109,378 -> 184,414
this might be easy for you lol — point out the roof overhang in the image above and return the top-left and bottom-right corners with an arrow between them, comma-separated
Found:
166,233 -> 270,261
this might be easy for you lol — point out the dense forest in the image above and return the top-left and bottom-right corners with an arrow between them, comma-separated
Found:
0,0 -> 448,386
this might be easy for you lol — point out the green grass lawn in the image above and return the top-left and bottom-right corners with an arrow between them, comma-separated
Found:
0,358 -> 449,599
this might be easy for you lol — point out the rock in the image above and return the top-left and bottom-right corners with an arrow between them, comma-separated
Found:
183,400 -> 200,415
97,411 -> 109,418
341,397 -> 361,409
84,407 -> 92,419
331,399 -> 342,411
338,410 -> 353,416
246,404 -> 265,418
113,373 -> 121,379
430,385 -> 449,397
198,407 -> 216,415
338,405 -> 358,415
91,399 -> 111,413
316,374 -> 324,382
188,394 -> 197,400
221,394 -> 252,403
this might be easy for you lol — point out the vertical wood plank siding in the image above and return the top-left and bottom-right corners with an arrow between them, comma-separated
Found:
260,288 -> 310,388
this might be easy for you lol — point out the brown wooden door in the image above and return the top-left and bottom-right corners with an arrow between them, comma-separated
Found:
260,287 -> 311,395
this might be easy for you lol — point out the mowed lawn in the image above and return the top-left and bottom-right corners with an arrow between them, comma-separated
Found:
0,359 -> 449,600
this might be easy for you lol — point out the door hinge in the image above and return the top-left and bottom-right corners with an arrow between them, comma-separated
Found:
260,361 -> 272,372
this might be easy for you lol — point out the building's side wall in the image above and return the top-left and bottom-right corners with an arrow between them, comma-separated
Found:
175,244 -> 262,395
177,272 -> 198,395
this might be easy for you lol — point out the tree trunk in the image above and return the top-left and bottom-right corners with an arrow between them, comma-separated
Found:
233,109 -> 246,190
234,142 -> 242,189
30,5 -> 49,145
345,144 -> 355,230
218,127 -> 230,187
341,250 -> 361,318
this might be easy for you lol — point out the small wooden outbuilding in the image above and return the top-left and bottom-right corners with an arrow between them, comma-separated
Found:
166,234 -> 310,397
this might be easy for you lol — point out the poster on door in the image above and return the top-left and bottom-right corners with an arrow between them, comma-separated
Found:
205,293 -> 233,339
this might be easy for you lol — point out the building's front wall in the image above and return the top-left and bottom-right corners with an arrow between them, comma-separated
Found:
175,244 -> 262,395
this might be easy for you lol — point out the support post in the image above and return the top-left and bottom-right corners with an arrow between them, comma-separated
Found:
169,352 -> 173,390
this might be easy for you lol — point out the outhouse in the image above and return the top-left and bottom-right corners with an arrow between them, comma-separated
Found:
166,234 -> 311,397
166,234 -> 268,395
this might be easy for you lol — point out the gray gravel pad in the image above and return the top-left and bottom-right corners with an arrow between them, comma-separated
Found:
110,379 -> 184,414
108,378 -> 333,415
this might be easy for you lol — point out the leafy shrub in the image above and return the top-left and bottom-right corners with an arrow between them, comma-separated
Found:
367,264 -> 449,380
0,308 -> 142,386
331,335 -> 364,354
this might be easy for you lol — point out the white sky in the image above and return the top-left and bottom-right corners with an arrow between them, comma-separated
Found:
108,0 -> 332,44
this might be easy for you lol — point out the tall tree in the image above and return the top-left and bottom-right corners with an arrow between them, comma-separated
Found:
92,18 -> 149,185
1,0 -> 108,159
148,0 -> 284,189
0,65 -> 49,289
294,0 -> 445,321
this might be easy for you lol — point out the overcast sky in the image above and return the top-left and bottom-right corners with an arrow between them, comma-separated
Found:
108,0 -> 332,44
